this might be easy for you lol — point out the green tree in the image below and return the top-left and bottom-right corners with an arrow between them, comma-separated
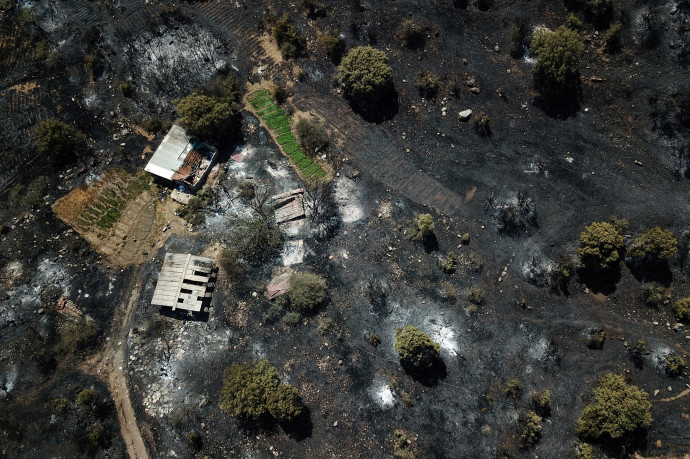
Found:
272,15 -> 306,59
673,298 -> 690,322
176,93 -> 239,140
266,385 -> 304,422
413,214 -> 435,241
219,359 -> 280,421
394,325 -> 440,370
577,221 -> 624,271
577,373 -> 652,441
336,46 -> 394,101
294,117 -> 329,156
665,355 -> 686,377
288,272 -> 327,312
627,226 -> 677,263
519,411 -> 542,448
531,26 -> 584,88
35,118 -> 88,166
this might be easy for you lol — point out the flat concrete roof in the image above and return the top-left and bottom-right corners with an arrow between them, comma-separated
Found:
150,253 -> 214,312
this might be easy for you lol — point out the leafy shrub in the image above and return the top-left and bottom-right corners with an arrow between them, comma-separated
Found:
145,117 -> 163,133
282,312 -> 301,325
575,442 -> 594,459
177,196 -> 205,225
394,325 -> 440,370
301,0 -> 325,18
119,82 -> 134,98
13,175 -> 50,209
54,398 -> 69,413
273,15 -> 306,59
369,333 -> 381,346
630,339 -> 647,367
400,19 -> 427,49
226,217 -> 283,265
642,282 -> 666,308
266,385 -> 304,422
294,117 -> 329,156
627,226 -> 677,263
665,354 -> 686,377
604,22 -> 623,52
409,213 -> 434,241
519,411 -> 542,448
77,389 -> 98,406
504,379 -> 522,400
587,330 -> 606,350
674,298 -> 690,322
531,389 -> 551,417
510,18 -> 531,56
288,272 -> 327,312
336,46 -> 394,101
321,34 -> 346,63
577,373 -> 652,441
577,221 -> 624,271
565,13 -> 583,31
414,70 -> 440,98
219,359 -> 279,421
531,26 -> 584,87
35,118 -> 88,167
59,319 -> 99,354
440,252 -> 457,273
474,113 -> 491,136
176,93 -> 239,140
467,285 -> 485,305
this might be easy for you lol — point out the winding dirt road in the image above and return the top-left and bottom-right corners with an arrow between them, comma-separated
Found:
81,274 -> 149,459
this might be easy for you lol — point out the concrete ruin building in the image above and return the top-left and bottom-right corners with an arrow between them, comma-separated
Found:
144,124 -> 218,191
150,253 -> 215,313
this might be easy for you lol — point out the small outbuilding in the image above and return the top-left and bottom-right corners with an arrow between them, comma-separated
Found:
150,253 -> 215,313
144,125 -> 218,191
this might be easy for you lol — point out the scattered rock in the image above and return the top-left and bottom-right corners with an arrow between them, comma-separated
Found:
469,86 -> 481,94
653,321 -> 659,326
333,420 -> 338,427
459,109 -> 473,121
673,323 -> 684,333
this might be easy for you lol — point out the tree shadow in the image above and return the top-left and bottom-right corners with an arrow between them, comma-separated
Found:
348,88 -> 399,123
422,234 -> 439,253
627,260 -> 673,286
577,265 -> 621,295
403,358 -> 447,387
453,0 -> 468,8
279,408 -> 313,441
592,428 -> 648,457
533,79 -> 581,119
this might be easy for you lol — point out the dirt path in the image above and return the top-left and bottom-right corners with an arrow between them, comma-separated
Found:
81,274 -> 149,459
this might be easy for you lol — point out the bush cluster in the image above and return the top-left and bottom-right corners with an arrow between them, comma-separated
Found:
665,355 -> 686,377
218,217 -> 283,279
394,325 -> 440,370
10,175 -> 50,210
219,359 -> 304,423
414,70 -> 440,99
531,26 -> 584,88
336,46 -> 394,101
320,34 -> 346,63
35,118 -> 88,167
627,226 -> 677,264
273,15 -> 306,59
287,272 -> 328,313
519,411 -> 542,448
674,298 -> 690,322
294,117 -> 329,156
577,221 -> 624,271
176,93 -> 239,141
409,214 -> 434,242
577,373 -> 652,441
400,19 -> 427,49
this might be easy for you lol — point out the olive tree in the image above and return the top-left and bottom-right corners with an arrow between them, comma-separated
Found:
336,46 -> 394,101
577,221 -> 624,271
577,373 -> 652,441
394,325 -> 440,370
176,93 -> 240,141
531,26 -> 584,88
627,226 -> 677,264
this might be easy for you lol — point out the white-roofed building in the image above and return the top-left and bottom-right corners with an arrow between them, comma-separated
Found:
144,125 -> 218,190
150,253 -> 215,313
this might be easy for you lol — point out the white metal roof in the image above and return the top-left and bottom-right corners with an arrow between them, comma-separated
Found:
144,125 -> 191,180
150,253 -> 214,312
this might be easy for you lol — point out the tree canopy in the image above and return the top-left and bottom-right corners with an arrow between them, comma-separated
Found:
531,26 -> 584,87
287,272 -> 328,313
35,118 -> 88,167
577,221 -> 624,271
336,46 -> 394,101
176,93 -> 239,141
577,373 -> 652,441
394,325 -> 440,370
627,226 -> 677,262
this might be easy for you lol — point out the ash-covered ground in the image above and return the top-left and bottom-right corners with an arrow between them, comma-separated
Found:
1,0 -> 690,457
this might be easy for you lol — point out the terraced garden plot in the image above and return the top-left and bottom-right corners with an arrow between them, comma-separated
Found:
52,168 -> 163,268
247,89 -> 327,180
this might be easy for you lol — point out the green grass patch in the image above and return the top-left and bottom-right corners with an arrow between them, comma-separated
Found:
257,104 -> 279,117
97,208 -> 121,229
313,169 -> 326,179
283,142 -> 300,155
292,152 -> 306,163
304,164 -> 321,176
275,125 -> 292,135
262,108 -> 286,121
252,98 -> 274,110
298,158 -> 313,170
251,89 -> 270,100
267,117 -> 289,130
277,133 -> 295,145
